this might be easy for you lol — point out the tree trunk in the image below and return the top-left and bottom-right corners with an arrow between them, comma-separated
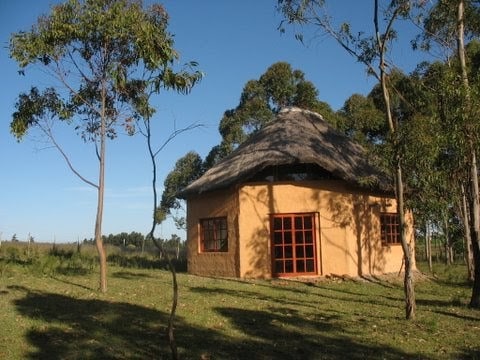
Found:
95,78 -> 108,293
95,187 -> 107,293
461,185 -> 474,280
456,0 -> 480,307
469,149 -> 480,307
167,263 -> 179,360
374,0 -> 415,319
396,164 -> 416,319
471,237 -> 480,307
426,223 -> 432,272
444,214 -> 451,265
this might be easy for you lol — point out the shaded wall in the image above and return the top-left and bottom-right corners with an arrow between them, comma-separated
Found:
186,188 -> 239,277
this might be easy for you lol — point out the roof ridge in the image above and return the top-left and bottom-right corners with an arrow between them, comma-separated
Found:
279,106 -> 325,121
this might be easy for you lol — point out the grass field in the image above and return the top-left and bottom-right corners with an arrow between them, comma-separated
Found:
1,247 -> 479,359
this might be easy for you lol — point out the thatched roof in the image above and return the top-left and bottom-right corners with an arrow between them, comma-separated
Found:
179,107 -> 390,198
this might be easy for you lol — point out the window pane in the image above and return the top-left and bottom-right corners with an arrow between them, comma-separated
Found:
296,260 -> 305,272
220,239 -> 228,251
305,245 -> 314,258
304,231 -> 313,244
275,246 -> 284,258
294,216 -> 303,229
275,261 -> 284,273
284,246 -> 293,258
283,217 -> 292,230
296,245 -> 304,258
273,217 -> 282,230
295,231 -> 304,244
285,260 -> 294,273
284,232 -> 292,244
206,240 -> 215,250
306,259 -> 315,272
304,216 -> 312,229
274,232 -> 283,245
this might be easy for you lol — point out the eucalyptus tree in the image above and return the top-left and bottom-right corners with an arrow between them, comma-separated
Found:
396,65 -> 454,268
211,61 -> 341,164
340,63 -> 459,270
9,0 -> 199,293
278,0 -> 417,319
416,0 -> 480,305
338,93 -> 386,146
157,151 -> 204,227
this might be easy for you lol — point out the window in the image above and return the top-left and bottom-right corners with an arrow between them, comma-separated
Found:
271,213 -> 317,276
380,213 -> 400,245
247,163 -> 336,183
200,217 -> 228,252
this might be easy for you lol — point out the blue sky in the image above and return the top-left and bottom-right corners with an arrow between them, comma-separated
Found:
0,1 -> 428,243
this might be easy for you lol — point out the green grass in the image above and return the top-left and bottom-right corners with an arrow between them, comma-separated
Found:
1,257 -> 479,359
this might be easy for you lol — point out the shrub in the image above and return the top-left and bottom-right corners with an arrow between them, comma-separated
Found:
31,255 -> 62,276
107,253 -> 187,272
60,252 -> 95,275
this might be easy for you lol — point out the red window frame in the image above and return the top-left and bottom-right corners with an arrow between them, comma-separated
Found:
380,212 -> 400,245
271,213 -> 317,277
200,217 -> 228,252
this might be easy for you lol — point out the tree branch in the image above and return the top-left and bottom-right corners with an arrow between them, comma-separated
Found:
153,123 -> 204,158
38,120 -> 99,189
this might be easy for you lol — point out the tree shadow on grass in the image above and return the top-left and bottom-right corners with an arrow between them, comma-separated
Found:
187,286 -> 422,359
189,283 -> 399,316
112,270 -> 153,279
10,284 -> 433,360
50,276 -> 95,291
213,306 -> 417,360
10,286 -> 169,359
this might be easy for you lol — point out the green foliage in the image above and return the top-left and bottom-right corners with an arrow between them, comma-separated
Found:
216,61 -> 334,154
102,231 -> 146,247
30,255 -> 62,276
338,93 -> 386,145
29,246 -> 95,276
11,87 -> 72,140
5,246 -> 22,263
404,41 -> 480,236
413,0 -> 480,53
158,151 -> 204,220
9,0 -> 202,141
0,242 -> 96,276
106,253 -> 186,272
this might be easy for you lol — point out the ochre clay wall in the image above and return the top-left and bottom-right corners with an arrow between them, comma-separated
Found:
237,181 -> 415,278
186,188 -> 239,277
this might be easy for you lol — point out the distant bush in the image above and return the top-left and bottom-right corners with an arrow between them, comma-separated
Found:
30,251 -> 96,276
5,247 -> 22,262
49,246 -> 75,259
0,241 -> 186,273
30,254 -> 62,276
107,253 -> 187,272
0,243 -> 32,265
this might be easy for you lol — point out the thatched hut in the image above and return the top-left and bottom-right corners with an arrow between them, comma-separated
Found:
179,107 -> 414,278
